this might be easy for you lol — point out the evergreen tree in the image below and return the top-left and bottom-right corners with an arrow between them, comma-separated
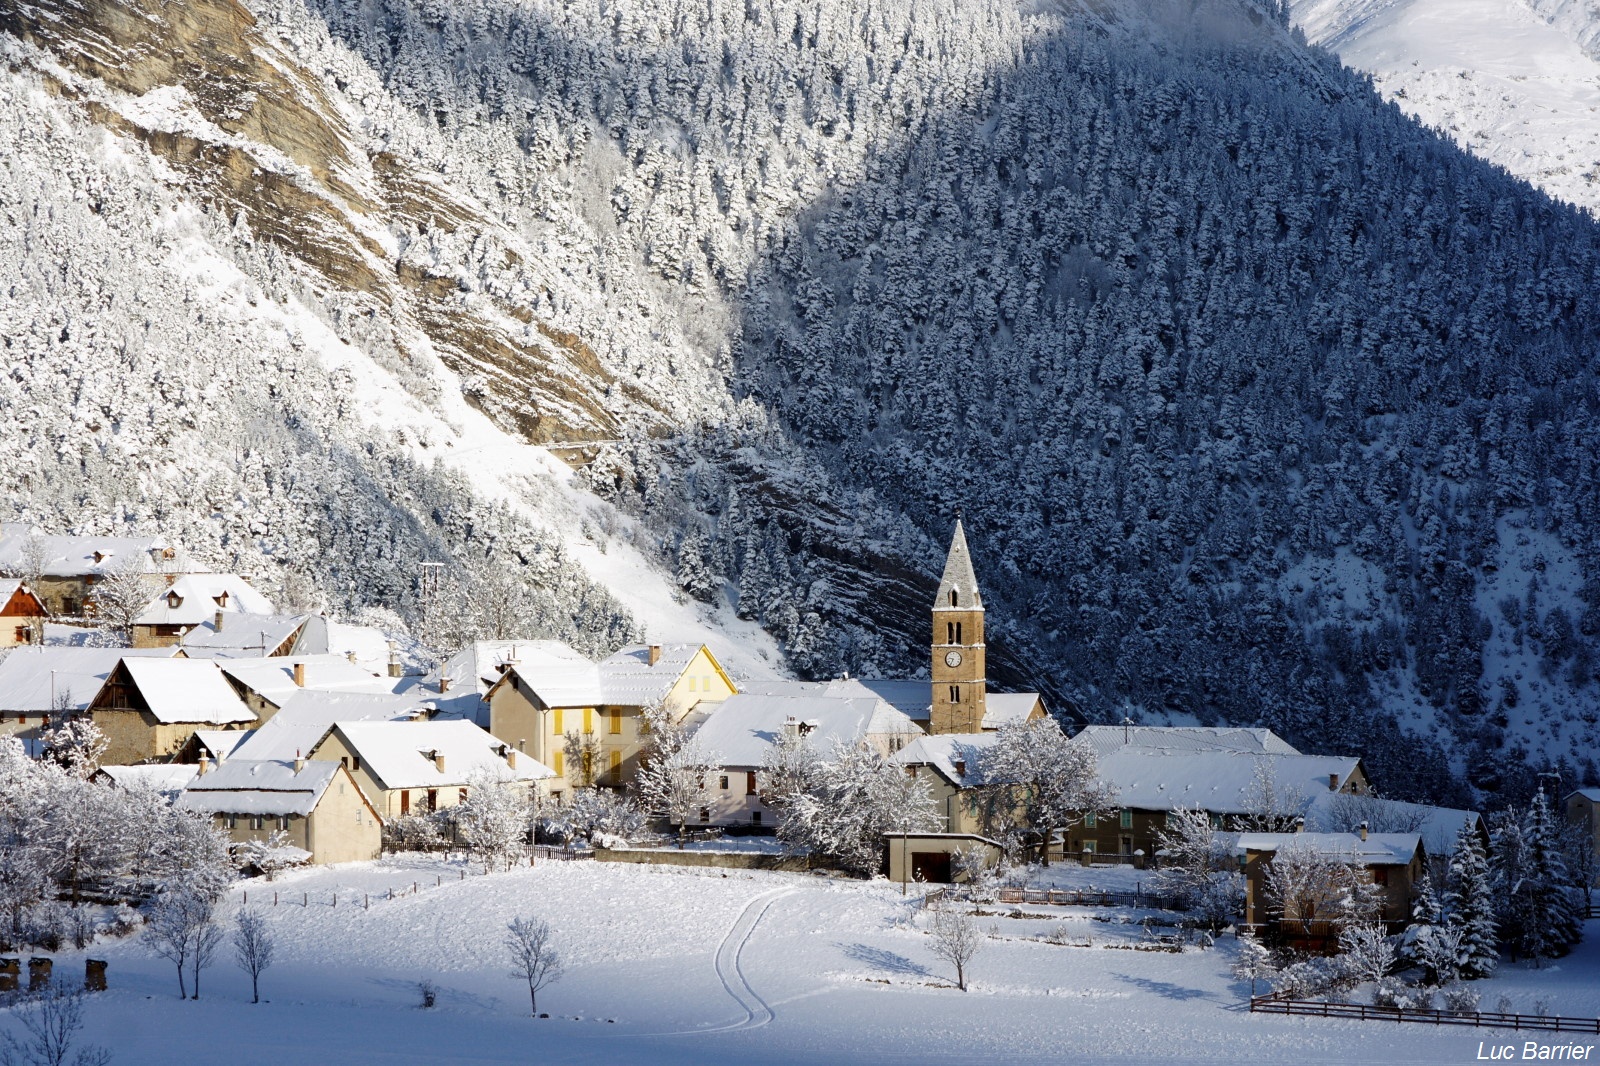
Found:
1444,824 -> 1499,980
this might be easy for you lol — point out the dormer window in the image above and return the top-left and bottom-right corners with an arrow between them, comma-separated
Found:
949,590 -> 958,607
213,592 -> 229,608
166,592 -> 183,609
92,551 -> 106,564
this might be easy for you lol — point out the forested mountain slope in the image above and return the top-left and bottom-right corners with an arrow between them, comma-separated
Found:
4,0 -> 1599,805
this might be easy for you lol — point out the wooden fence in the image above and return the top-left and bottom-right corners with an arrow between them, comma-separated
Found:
1249,990 -> 1600,1034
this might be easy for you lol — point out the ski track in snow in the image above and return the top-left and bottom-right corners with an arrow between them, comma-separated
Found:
697,886 -> 793,1035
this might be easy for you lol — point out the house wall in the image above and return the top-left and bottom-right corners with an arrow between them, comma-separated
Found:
1241,848 -> 1418,926
1566,794 -> 1600,883
30,576 -> 90,617
130,624 -> 189,649
0,713 -> 46,745
309,731 -> 532,822
203,770 -> 381,865
884,835 -> 1002,884
93,709 -> 242,765
0,588 -> 46,647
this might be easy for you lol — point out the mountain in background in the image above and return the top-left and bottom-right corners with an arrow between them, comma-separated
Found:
3,0 -> 1599,807
1290,0 -> 1600,213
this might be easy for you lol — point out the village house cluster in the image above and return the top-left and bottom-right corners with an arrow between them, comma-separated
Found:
0,520 -> 1594,953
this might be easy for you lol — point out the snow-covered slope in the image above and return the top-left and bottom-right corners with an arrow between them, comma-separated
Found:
1291,0 -> 1600,211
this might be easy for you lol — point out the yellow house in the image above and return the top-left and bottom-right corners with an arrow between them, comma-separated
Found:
486,642 -> 736,799
176,757 -> 382,865
310,719 -> 553,820
0,580 -> 46,648
87,657 -> 256,764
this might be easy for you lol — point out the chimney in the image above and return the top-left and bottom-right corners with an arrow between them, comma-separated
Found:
438,674 -> 451,694
387,640 -> 402,679
782,715 -> 799,739
431,749 -> 446,774
504,746 -> 518,770
293,751 -> 305,773
292,662 -> 306,687
1359,821 -> 1369,842
1328,773 -> 1339,792
197,753 -> 210,776
952,759 -> 967,779
214,610 -> 225,632
648,645 -> 662,667
1294,816 -> 1305,834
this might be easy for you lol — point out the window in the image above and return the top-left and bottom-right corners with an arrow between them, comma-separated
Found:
1082,840 -> 1096,853
551,791 -> 563,806
277,816 -> 290,831
341,756 -> 349,770
949,685 -> 960,702
609,709 -> 621,735
955,621 -> 962,644
225,815 -> 237,829
552,708 -> 564,734
1120,809 -> 1133,829
699,807 -> 710,823
426,789 -> 438,812
746,771 -> 757,795
719,775 -> 730,790
400,790 -> 411,816
752,810 -> 763,825
947,622 -> 955,644
459,788 -> 468,804
352,756 -> 360,772
249,816 -> 263,831
1084,811 -> 1097,828
1210,813 -> 1223,829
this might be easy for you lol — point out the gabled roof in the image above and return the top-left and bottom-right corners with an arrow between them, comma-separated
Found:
852,679 -> 931,722
179,614 -> 316,658
0,646 -> 177,713
1569,788 -> 1600,804
1092,749 -> 1362,814
598,643 -> 731,705
1070,725 -> 1302,758
492,661 -> 603,709
230,690 -> 432,762
432,640 -> 590,696
177,759 -> 343,817
0,524 -> 200,579
221,655 -> 393,709
691,683 -> 922,767
116,659 -> 256,724
1230,831 -> 1423,867
95,763 -> 199,796
0,579 -> 44,614
894,732 -> 996,787
984,693 -> 1043,730
327,720 -> 554,790
934,519 -> 983,611
135,574 -> 275,627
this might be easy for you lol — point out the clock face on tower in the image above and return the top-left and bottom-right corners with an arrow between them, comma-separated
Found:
944,650 -> 963,668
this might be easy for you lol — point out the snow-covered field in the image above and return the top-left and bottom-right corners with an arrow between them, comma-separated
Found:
20,858 -> 1599,1065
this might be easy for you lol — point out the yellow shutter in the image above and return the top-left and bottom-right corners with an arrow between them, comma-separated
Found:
553,708 -> 563,734
583,707 -> 593,733
609,709 -> 621,735
610,750 -> 621,773
553,751 -> 564,776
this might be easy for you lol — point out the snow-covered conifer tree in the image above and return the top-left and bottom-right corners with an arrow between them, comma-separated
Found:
1445,824 -> 1498,979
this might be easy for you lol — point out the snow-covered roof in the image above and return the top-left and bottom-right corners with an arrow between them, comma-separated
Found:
1230,831 -> 1422,867
1300,791 -> 1483,856
851,679 -> 931,721
934,519 -> 983,611
1569,788 -> 1600,804
134,573 -> 275,626
1070,725 -> 1302,758
118,658 -> 257,724
323,621 -> 399,676
0,579 -> 42,611
230,690 -> 432,762
1092,750 -> 1362,814
691,684 -> 922,768
221,655 -> 394,708
179,614 -> 315,658
177,759 -> 341,817
598,643 -> 723,705
499,661 -> 603,708
0,524 -> 201,579
192,729 -> 253,761
329,719 -> 554,790
96,763 -> 199,796
894,732 -> 996,787
0,646 -> 177,712
984,693 -> 1043,730
431,640 -> 590,695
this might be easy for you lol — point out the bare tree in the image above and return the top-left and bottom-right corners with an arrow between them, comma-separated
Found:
143,887 -> 217,999
232,907 -> 275,1004
37,718 -> 108,780
975,718 -> 1115,866
1319,792 -> 1430,835
1339,920 -> 1398,984
562,730 -> 600,789
1263,840 -> 1382,931
0,987 -> 110,1066
504,916 -> 563,1015
86,556 -> 152,640
926,901 -> 983,991
455,770 -> 534,872
632,704 -> 720,846
1153,806 -> 1241,930
1239,757 -> 1308,832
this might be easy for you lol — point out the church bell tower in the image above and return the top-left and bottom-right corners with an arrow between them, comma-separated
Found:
930,519 -> 986,734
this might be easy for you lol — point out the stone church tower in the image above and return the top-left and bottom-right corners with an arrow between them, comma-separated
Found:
930,519 -> 986,734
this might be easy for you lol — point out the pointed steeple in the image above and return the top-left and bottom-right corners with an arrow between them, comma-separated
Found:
935,519 -> 983,611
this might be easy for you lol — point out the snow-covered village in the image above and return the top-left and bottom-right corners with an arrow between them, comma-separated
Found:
3,0 -> 1600,1062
